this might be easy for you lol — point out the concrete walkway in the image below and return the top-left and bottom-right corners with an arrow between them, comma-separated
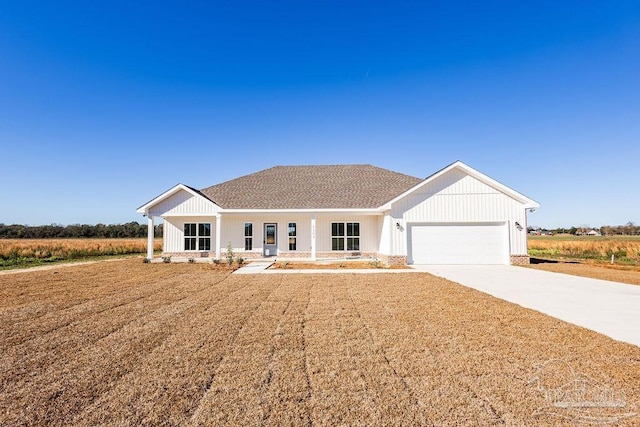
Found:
420,265 -> 640,347
232,262 -> 274,274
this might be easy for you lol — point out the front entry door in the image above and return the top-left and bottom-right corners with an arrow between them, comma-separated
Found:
264,223 -> 277,256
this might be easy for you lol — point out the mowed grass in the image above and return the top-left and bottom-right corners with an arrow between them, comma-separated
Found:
1,260 -> 639,426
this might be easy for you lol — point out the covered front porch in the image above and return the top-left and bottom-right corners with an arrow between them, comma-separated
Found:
144,211 -> 390,262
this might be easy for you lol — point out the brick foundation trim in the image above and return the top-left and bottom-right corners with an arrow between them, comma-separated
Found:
510,255 -> 530,265
162,251 -> 214,258
376,254 -> 408,267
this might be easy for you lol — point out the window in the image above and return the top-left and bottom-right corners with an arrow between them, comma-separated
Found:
332,222 -> 359,251
184,223 -> 210,251
288,222 -> 296,251
346,222 -> 360,251
244,223 -> 253,251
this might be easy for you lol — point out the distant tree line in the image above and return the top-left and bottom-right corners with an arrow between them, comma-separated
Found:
0,222 -> 163,239
528,222 -> 640,236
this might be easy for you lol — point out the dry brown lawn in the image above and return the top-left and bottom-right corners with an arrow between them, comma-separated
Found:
1,259 -> 639,426
525,262 -> 640,286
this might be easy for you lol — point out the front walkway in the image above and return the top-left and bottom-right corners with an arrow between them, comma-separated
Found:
420,265 -> 640,347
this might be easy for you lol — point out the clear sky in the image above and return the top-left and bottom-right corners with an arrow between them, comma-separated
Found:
1,1 -> 638,229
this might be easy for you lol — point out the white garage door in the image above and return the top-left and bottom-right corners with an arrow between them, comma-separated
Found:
409,223 -> 508,264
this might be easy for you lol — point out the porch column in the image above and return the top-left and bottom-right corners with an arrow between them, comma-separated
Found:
310,214 -> 316,260
146,215 -> 154,260
215,213 -> 222,259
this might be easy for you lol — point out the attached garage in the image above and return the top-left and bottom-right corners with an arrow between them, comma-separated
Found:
408,222 -> 509,265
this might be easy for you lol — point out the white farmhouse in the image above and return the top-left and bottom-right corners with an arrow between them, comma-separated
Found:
137,161 -> 539,265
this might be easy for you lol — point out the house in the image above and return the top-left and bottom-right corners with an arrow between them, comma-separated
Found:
136,161 -> 539,265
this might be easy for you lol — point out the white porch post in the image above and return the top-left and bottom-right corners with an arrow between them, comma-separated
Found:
146,215 -> 154,260
311,214 -> 316,260
215,213 -> 222,259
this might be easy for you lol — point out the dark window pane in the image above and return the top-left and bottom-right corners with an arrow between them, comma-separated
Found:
245,237 -> 252,251
288,223 -> 296,236
185,237 -> 196,250
289,237 -> 296,251
199,223 -> 211,236
184,223 -> 196,236
245,223 -> 252,237
332,223 -> 344,236
199,238 -> 211,251
347,222 -> 360,237
347,238 -> 360,251
332,237 -> 344,251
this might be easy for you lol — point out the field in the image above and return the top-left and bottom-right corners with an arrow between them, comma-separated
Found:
1,259 -> 639,426
528,235 -> 640,264
0,238 -> 162,269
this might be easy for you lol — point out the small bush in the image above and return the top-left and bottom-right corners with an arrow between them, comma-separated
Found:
212,258 -> 220,265
236,257 -> 244,265
188,257 -> 195,263
142,258 -> 151,264
162,256 -> 171,263
367,260 -> 381,268
226,243 -> 235,266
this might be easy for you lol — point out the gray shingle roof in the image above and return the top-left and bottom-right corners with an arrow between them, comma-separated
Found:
200,165 -> 423,209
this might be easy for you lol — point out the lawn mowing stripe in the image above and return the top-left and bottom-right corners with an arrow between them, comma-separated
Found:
0,271 -> 223,374
72,275 -> 283,426
0,264 -> 197,343
0,274 -> 238,426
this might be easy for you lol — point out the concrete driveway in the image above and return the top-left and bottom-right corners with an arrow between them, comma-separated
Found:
418,265 -> 640,347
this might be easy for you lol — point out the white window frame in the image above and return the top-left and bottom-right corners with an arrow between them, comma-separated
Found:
184,222 -> 211,251
244,222 -> 253,251
331,222 -> 360,251
288,222 -> 297,251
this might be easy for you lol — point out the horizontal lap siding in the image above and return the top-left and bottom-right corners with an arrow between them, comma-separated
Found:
220,215 -> 312,255
164,216 -> 217,253
315,215 -> 381,253
390,172 -> 528,256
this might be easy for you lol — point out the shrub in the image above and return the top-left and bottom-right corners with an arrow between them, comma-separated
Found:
212,258 -> 220,265
188,257 -> 195,263
162,256 -> 171,263
142,258 -> 151,264
236,257 -> 244,265
226,243 -> 235,266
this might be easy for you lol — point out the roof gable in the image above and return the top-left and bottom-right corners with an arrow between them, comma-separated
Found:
384,161 -> 540,209
200,165 -> 423,209
136,184 -> 221,215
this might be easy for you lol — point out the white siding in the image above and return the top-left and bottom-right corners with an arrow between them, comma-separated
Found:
149,189 -> 220,217
164,216 -> 217,252
315,215 -> 380,253
219,215 -> 313,255
389,170 -> 528,256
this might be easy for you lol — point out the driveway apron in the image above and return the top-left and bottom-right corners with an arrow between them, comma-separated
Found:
418,265 -> 640,347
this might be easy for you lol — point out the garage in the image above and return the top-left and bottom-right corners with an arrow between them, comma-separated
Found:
408,222 -> 508,264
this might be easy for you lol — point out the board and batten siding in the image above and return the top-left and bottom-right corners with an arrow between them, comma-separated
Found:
147,189 -> 220,217
388,170 -> 528,256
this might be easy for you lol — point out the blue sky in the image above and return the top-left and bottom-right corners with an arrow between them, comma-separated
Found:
1,1 -> 638,228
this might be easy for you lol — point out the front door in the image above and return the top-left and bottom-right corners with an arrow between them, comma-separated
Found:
264,223 -> 277,256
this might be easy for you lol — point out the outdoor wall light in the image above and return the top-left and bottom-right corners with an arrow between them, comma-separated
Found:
515,221 -> 523,231
396,222 -> 401,229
